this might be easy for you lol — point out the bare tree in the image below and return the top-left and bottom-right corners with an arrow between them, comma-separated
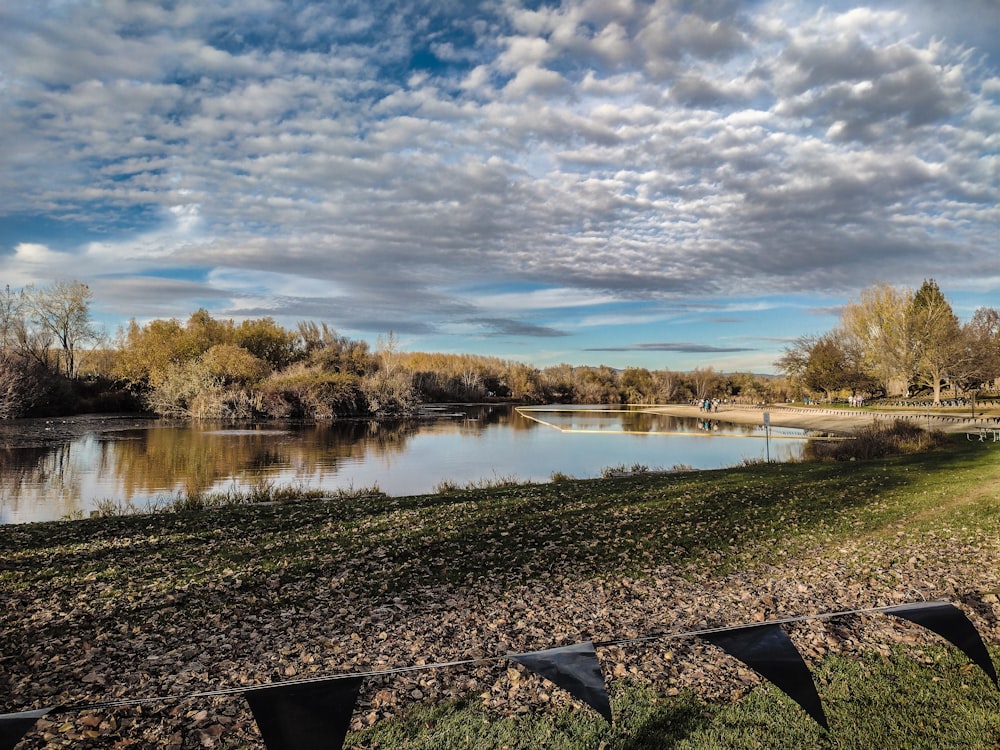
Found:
376,330 -> 401,376
689,366 -> 718,401
0,285 -> 25,350
953,307 -> 1000,413
28,280 -> 96,378
775,335 -> 815,386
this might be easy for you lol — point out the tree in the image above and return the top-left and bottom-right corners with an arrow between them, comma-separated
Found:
183,308 -> 233,355
234,317 -> 301,370
953,307 -> 1000,411
540,364 -> 576,402
0,351 -> 50,418
201,343 -> 270,385
376,330 -> 401,377
0,285 -> 25,350
775,335 -> 815,397
968,307 -> 1000,387
114,318 -> 188,388
650,369 -> 678,403
803,333 -> 851,401
688,367 -> 719,401
0,285 -> 52,370
839,283 -> 913,396
299,322 -> 372,375
619,367 -> 654,403
28,280 -> 96,377
143,358 -> 220,418
908,279 -> 960,405
573,365 -> 619,404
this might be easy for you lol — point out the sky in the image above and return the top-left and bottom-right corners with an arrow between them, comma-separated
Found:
1,0 -> 998,374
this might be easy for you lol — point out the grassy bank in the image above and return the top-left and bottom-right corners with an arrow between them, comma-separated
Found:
1,436 -> 999,748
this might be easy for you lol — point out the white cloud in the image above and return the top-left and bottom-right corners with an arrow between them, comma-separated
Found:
503,65 -> 568,97
206,268 -> 346,300
473,287 -> 621,311
0,0 -> 997,366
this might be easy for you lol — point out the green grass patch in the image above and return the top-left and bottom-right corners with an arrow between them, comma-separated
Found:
340,646 -> 1000,749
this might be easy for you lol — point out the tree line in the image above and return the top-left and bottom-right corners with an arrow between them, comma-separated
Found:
775,280 -> 1000,405
0,282 -> 792,420
7,278 -> 997,421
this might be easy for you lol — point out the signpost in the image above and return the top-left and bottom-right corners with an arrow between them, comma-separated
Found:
763,411 -> 771,462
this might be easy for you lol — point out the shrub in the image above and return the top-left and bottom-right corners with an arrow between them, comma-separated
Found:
806,419 -> 948,461
201,344 -> 270,385
262,364 -> 364,419
144,359 -> 220,417
360,370 -> 419,417
72,376 -> 143,413
0,352 -> 75,418
601,463 -> 652,478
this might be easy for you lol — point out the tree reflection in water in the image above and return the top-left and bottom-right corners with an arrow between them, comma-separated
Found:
0,406 -> 806,523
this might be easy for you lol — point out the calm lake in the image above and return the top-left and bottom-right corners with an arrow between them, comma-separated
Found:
0,405 -> 810,524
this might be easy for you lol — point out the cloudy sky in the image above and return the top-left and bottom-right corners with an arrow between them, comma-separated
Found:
1,0 -> 998,372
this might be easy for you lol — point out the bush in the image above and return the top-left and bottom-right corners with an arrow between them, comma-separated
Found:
360,370 -> 419,417
0,352 -> 75,418
600,463 -> 653,477
807,419 -> 948,461
262,364 -> 364,419
72,376 -> 143,413
201,344 -> 270,385
144,359 -> 221,417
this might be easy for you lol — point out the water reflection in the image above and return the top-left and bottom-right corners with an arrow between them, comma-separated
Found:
0,406 -> 807,524
519,407 -> 805,437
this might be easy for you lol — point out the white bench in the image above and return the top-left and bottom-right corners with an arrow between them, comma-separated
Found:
967,428 -> 1000,442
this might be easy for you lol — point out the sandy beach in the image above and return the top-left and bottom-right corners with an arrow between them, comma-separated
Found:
649,403 -> 1000,435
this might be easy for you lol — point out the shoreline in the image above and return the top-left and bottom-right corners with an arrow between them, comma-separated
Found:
648,403 -> 999,435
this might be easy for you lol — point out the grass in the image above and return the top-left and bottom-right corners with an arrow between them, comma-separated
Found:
343,647 -> 1000,749
88,479 -> 384,517
2,437 -> 997,598
434,474 -> 529,494
1,435 -> 999,747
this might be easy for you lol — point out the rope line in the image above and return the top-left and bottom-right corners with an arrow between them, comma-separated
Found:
44,600 -> 939,716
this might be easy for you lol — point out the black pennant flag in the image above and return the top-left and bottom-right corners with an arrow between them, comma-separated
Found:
884,601 -> 998,687
244,677 -> 363,750
701,623 -> 828,729
0,708 -> 51,750
509,641 -> 613,723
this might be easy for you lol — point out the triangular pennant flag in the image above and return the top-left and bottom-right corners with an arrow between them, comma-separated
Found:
0,708 -> 51,750
701,623 -> 828,729
244,676 -> 363,750
509,641 -> 613,723
884,601 -> 998,687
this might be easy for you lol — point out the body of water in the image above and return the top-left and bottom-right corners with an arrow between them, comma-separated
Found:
0,405 -> 810,524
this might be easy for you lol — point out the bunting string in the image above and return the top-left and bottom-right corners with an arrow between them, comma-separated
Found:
592,601 -> 918,648
62,657 -> 493,714
16,598 -> 995,717
3,598 -> 997,750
